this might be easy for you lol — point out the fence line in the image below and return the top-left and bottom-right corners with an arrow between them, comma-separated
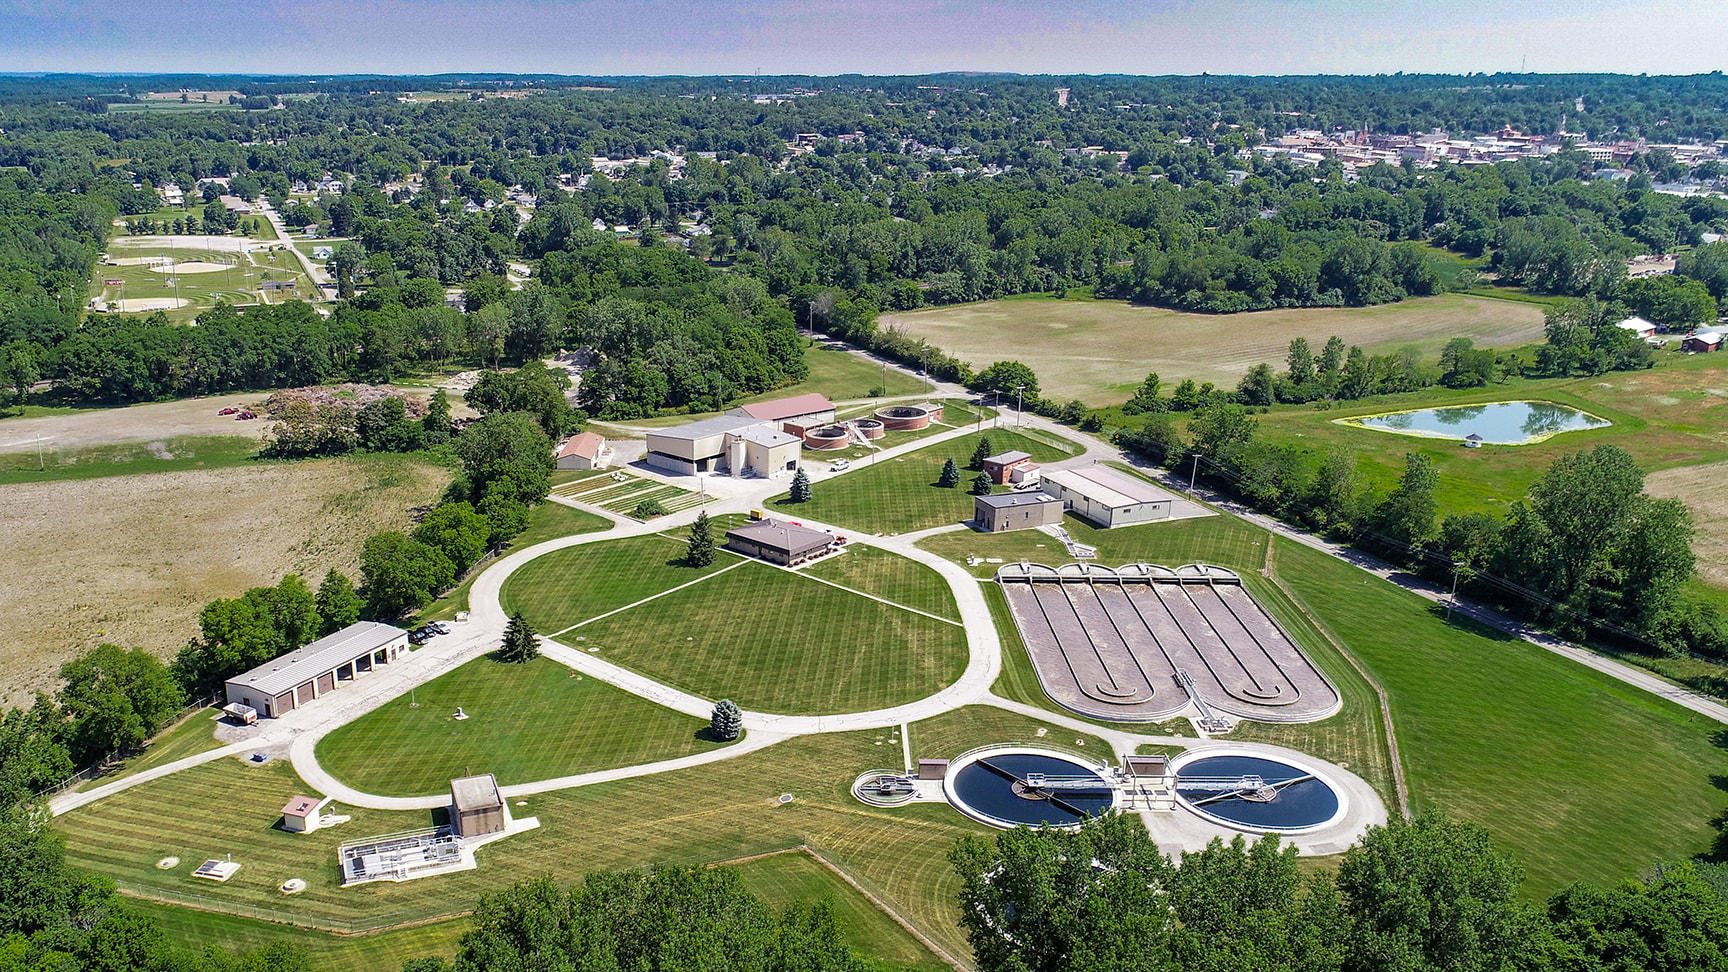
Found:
34,695 -> 218,797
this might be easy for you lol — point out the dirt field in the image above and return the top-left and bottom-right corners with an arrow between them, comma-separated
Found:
0,388 -> 443,454
0,395 -> 276,453
1648,460 -> 1728,589
882,293 -> 1547,403
0,456 -> 452,701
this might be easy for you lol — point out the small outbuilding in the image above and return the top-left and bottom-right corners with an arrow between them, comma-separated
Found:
724,518 -> 835,566
1682,329 -> 1724,353
974,491 -> 1065,532
281,795 -> 325,833
1463,433 -> 1484,448
450,774 -> 508,838
1616,316 -> 1658,339
1041,466 -> 1176,529
556,431 -> 608,470
980,450 -> 1036,485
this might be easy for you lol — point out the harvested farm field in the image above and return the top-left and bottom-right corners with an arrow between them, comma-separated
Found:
1648,460 -> 1728,590
0,454 -> 451,699
881,292 -> 1546,403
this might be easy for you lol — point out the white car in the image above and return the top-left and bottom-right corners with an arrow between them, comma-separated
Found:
831,459 -> 851,472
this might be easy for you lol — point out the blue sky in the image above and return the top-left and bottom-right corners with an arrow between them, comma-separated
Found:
6,0 -> 1723,76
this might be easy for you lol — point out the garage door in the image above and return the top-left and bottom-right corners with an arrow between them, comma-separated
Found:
317,672 -> 335,694
274,691 -> 295,715
296,681 -> 316,705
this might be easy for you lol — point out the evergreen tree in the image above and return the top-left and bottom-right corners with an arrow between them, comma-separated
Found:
788,467 -> 813,503
423,387 -> 453,445
687,510 -> 715,566
710,698 -> 742,741
499,611 -> 539,664
970,471 -> 994,496
938,457 -> 961,487
970,436 -> 994,469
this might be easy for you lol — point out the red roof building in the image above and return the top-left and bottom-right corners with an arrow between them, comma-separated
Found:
731,393 -> 836,428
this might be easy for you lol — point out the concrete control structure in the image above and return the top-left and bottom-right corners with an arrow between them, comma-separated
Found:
974,491 -> 1065,532
450,774 -> 509,837
223,622 -> 408,718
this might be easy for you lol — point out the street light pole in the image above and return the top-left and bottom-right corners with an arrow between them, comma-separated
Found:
1189,453 -> 1201,491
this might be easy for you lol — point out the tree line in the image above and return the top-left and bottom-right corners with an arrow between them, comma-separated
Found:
953,811 -> 1728,972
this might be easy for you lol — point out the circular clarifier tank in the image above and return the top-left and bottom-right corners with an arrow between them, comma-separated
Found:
1173,753 -> 1344,833
945,748 -> 1118,829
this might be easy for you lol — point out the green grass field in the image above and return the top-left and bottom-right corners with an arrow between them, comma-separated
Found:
85,708 -> 226,789
127,846 -> 946,972
58,704 -> 1107,964
499,533 -> 740,632
123,900 -> 469,972
562,559 -> 970,714
801,545 -> 962,622
315,655 -> 727,797
739,342 -> 933,404
92,241 -> 313,321
882,292 -> 1547,403
1273,539 -> 1728,895
0,435 -> 262,485
1237,352 -> 1728,520
733,851 -> 948,972
771,428 -> 1077,534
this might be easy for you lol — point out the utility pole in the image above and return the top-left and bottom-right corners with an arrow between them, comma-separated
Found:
1014,383 -> 1025,427
1189,453 -> 1201,491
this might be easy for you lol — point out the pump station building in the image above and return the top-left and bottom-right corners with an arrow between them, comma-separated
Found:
223,622 -> 408,718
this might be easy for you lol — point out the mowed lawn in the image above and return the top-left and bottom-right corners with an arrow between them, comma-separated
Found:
772,429 -> 1076,534
315,655 -> 725,797
562,560 -> 970,714
801,544 -> 961,621
499,533 -> 739,632
882,292 -> 1546,403
1247,353 -> 1728,519
739,341 -> 933,404
733,851 -> 948,972
59,704 -> 1110,964
124,900 -> 469,972
1274,540 -> 1728,896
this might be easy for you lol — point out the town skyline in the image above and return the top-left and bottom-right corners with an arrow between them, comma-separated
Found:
9,0 -> 1725,77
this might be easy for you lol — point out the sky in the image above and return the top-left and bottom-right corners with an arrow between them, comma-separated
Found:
5,0 -> 1724,77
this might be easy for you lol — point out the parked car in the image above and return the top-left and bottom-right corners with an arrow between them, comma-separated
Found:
430,622 -> 451,635
218,407 -> 239,415
831,459 -> 850,472
408,630 -> 429,645
235,411 -> 257,420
